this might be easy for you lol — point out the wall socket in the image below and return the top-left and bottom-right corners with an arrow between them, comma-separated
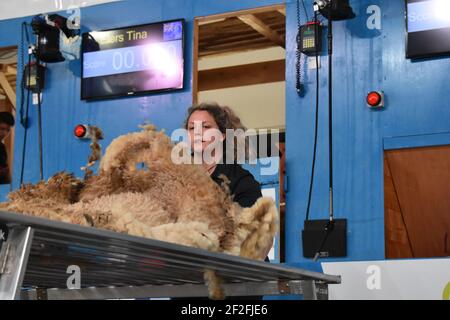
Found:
308,56 -> 321,70
32,93 -> 42,105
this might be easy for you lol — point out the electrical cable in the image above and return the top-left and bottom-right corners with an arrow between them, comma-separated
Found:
20,47 -> 32,185
36,55 -> 44,181
19,22 -> 30,127
305,12 -> 320,222
296,0 -> 304,94
301,0 -> 310,22
312,2 -> 335,261
327,3 -> 334,222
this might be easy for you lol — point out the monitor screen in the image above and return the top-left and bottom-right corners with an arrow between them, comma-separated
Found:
81,19 -> 184,100
406,0 -> 450,58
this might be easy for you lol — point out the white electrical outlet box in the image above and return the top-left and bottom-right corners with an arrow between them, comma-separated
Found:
308,56 -> 321,69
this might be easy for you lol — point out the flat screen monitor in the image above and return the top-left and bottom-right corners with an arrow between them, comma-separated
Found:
406,0 -> 450,58
81,19 -> 184,100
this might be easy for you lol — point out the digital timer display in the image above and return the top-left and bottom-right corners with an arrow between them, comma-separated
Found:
81,20 -> 184,100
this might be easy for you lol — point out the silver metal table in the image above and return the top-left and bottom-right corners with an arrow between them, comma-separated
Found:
0,210 -> 340,300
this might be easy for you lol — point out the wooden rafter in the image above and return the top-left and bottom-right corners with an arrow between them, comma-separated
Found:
198,18 -> 226,26
200,38 -> 270,53
197,6 -> 285,57
237,14 -> 285,48
199,43 -> 273,58
277,8 -> 286,16
198,59 -> 285,91
196,4 -> 285,22
5,65 -> 17,76
0,71 -> 16,109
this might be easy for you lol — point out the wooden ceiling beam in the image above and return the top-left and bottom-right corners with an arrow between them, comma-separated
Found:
199,43 -> 275,58
200,24 -> 285,44
0,71 -> 16,109
5,65 -> 17,76
198,59 -> 285,91
199,39 -> 271,54
237,14 -> 285,48
196,4 -> 285,23
199,17 -> 284,35
198,18 -> 227,26
200,31 -> 265,43
199,35 -> 269,50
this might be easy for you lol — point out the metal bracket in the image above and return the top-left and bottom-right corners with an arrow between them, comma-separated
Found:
36,288 -> 48,300
0,242 -> 11,275
0,227 -> 34,300
0,223 -> 9,270
300,280 -> 329,300
278,280 -> 291,295
301,280 -> 318,300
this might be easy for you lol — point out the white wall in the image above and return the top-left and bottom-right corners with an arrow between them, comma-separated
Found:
0,0 -> 122,20
322,259 -> 450,300
198,47 -> 285,130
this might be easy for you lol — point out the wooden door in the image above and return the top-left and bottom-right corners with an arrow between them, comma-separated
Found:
385,145 -> 450,258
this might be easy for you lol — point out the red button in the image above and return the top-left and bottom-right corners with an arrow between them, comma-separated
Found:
74,125 -> 87,138
367,92 -> 381,106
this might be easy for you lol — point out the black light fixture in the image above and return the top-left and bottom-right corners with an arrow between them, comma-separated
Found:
313,0 -> 355,21
35,25 -> 63,62
31,14 -> 79,63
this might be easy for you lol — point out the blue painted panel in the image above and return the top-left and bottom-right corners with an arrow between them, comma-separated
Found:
384,132 -> 450,150
1,0 -> 449,267
285,0 -> 450,265
0,0 -> 284,200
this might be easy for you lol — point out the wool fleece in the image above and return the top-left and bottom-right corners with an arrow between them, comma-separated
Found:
0,126 -> 277,299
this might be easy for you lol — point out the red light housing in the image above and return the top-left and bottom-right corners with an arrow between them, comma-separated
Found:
74,124 -> 88,139
367,91 -> 384,108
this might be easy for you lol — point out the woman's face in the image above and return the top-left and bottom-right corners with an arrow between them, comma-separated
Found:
187,110 -> 223,154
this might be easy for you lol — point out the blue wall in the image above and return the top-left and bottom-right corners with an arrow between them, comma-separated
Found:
0,0 -> 449,265
0,0 -> 284,192
285,0 -> 450,264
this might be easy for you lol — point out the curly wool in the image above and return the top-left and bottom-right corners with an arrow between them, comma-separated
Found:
0,126 -> 277,299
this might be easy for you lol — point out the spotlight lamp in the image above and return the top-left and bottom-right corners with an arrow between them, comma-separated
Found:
314,0 -> 355,21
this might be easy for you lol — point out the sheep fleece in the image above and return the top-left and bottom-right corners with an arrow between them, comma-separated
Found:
0,126 -> 277,299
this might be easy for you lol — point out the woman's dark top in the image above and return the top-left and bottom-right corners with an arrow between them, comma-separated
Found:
210,163 -> 262,208
0,142 -> 10,184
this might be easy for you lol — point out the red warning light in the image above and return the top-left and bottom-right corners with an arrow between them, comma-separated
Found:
74,124 -> 88,138
367,91 -> 384,108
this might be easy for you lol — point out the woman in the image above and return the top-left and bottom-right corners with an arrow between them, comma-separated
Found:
184,102 -> 263,209
184,102 -> 271,300
185,102 -> 272,258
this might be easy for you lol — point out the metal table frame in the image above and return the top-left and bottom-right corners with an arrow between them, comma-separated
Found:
0,210 -> 340,300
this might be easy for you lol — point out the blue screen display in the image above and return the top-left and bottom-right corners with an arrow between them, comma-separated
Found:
81,19 -> 184,100
406,0 -> 450,58
408,0 -> 450,33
